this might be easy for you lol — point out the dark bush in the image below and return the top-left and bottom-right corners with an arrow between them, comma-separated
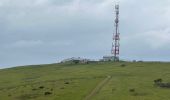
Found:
112,88 -> 116,92
8,94 -> 11,97
39,86 -> 44,89
32,88 -> 37,91
132,92 -> 148,96
159,83 -> 170,88
121,64 -> 126,67
154,78 -> 162,84
129,88 -> 135,92
154,78 -> 170,88
44,92 -> 52,95
64,81 -> 69,84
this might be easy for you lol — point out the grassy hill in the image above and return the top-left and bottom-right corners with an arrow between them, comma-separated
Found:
0,62 -> 170,100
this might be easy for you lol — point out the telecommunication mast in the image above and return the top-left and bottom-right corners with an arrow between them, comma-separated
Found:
111,3 -> 120,61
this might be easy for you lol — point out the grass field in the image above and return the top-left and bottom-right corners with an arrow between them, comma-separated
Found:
0,62 -> 170,100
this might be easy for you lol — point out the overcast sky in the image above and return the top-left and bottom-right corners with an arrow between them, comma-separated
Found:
1,0 -> 170,68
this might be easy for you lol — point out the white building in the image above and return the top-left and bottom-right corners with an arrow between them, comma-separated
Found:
102,56 -> 115,61
61,57 -> 90,64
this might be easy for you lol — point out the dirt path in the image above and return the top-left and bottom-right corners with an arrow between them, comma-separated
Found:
84,75 -> 112,100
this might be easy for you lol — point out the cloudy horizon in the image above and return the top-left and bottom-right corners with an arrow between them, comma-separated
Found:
1,0 -> 170,68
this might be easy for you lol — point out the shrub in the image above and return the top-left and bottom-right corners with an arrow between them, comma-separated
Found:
8,94 -> 11,97
154,78 -> 162,84
44,92 -> 52,95
153,78 -> 170,88
32,88 -> 37,91
64,81 -> 69,84
159,83 -> 170,88
129,88 -> 135,92
39,86 -> 44,89
121,64 -> 126,67
112,88 -> 116,92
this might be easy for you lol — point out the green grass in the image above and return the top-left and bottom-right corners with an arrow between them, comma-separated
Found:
0,62 -> 170,100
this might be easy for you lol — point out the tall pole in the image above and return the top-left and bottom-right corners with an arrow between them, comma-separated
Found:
112,4 -> 120,61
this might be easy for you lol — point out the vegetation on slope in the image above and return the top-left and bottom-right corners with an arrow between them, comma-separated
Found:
0,62 -> 170,100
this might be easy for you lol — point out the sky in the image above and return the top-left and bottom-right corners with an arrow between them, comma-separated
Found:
1,0 -> 170,68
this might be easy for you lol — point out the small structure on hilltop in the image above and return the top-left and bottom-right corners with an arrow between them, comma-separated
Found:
101,56 -> 115,61
61,57 -> 91,64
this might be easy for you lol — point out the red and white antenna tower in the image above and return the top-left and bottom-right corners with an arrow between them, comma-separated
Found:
111,3 -> 120,61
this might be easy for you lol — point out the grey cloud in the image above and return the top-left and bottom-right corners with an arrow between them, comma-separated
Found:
0,0 -> 170,68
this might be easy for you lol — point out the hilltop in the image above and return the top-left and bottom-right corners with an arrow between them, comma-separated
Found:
0,62 -> 170,100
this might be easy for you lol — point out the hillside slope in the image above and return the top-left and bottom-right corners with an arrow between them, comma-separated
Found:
0,62 -> 170,100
